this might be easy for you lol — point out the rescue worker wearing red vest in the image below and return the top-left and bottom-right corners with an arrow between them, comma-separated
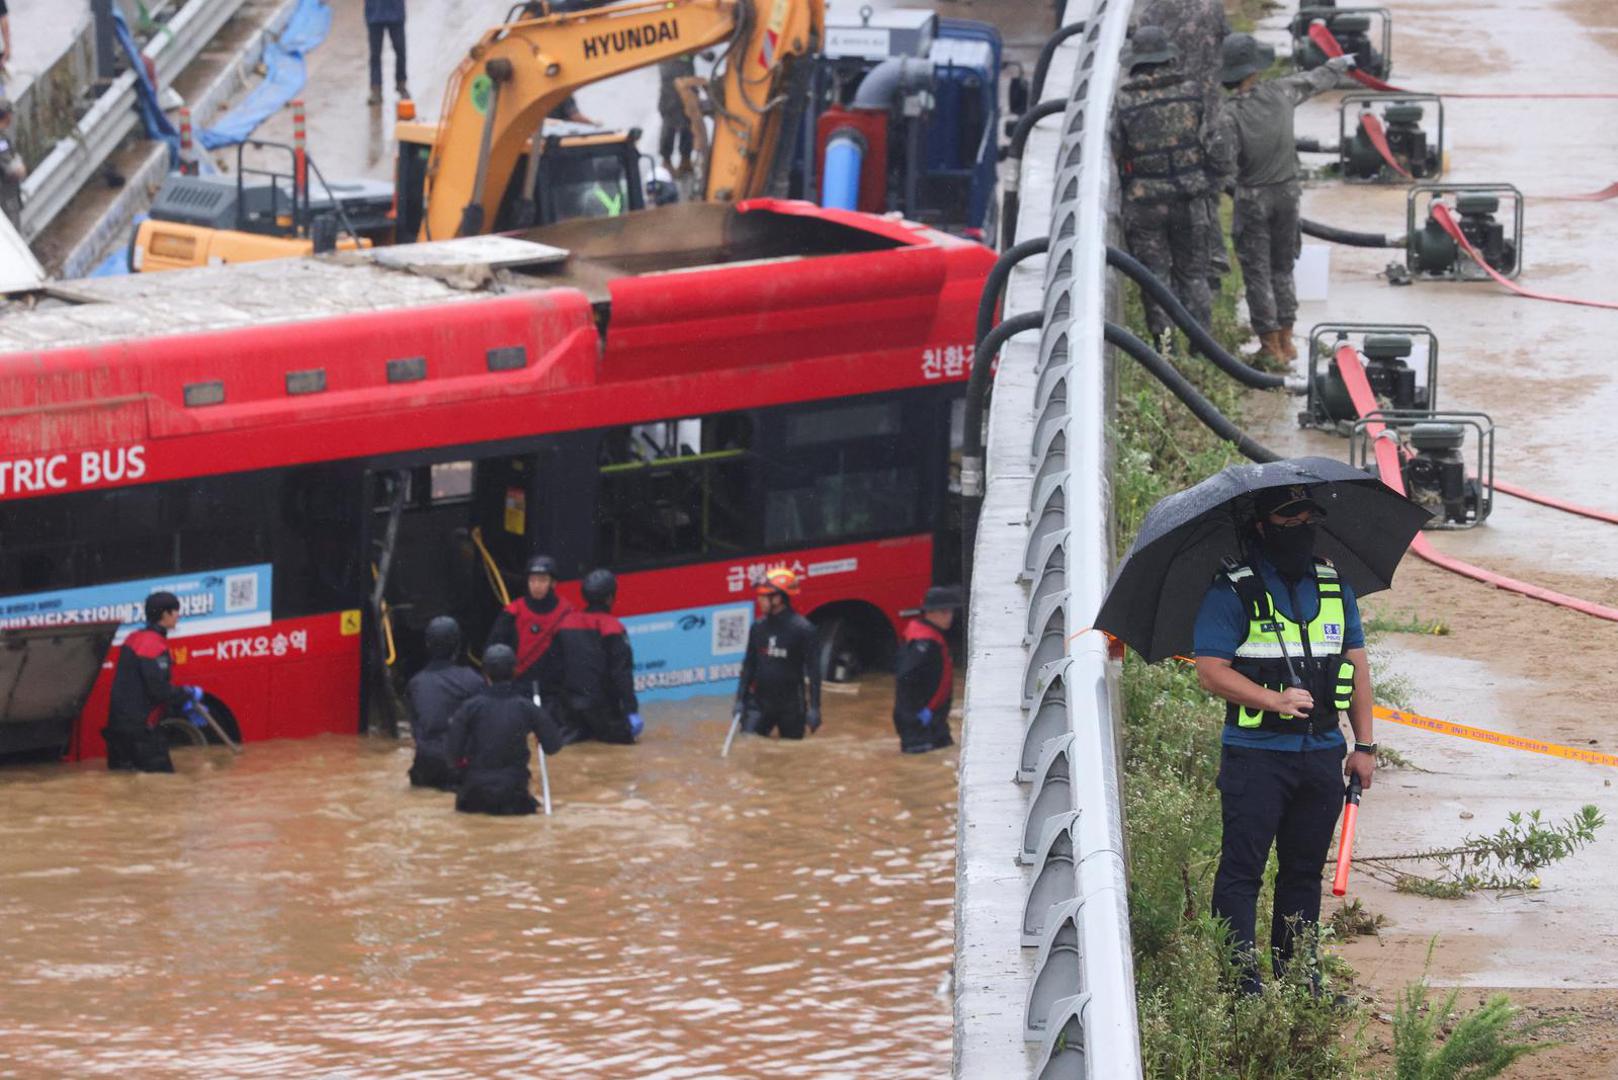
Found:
556,569 -> 643,744
447,644 -> 565,815
104,591 -> 202,773
734,568 -> 821,740
405,615 -> 484,790
484,554 -> 578,739
1193,485 -> 1376,996
892,586 -> 962,754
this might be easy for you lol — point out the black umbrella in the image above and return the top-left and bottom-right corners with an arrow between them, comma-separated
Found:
1095,456 -> 1430,662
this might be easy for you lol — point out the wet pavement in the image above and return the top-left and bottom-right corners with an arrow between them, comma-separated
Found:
0,682 -> 960,1077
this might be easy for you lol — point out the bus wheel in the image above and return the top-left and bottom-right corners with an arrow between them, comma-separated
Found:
159,717 -> 206,747
816,617 -> 861,683
813,604 -> 896,683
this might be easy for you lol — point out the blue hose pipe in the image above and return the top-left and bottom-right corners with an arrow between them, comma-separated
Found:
821,130 -> 866,211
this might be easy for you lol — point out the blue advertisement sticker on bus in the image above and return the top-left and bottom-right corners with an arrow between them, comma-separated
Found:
625,601 -> 754,702
0,564 -> 274,644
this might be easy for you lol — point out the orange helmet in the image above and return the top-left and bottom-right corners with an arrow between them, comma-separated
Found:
756,567 -> 801,598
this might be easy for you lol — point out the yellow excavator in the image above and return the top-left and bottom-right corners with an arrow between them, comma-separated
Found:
130,0 -> 823,271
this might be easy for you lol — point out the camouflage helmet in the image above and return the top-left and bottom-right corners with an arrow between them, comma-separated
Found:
1127,26 -> 1179,71
1220,32 -> 1276,85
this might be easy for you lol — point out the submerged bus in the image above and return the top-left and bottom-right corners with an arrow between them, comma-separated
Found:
0,201 -> 991,758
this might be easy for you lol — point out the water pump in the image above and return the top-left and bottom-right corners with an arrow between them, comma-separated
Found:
1405,183 -> 1522,281
1350,411 -> 1494,527
1339,94 -> 1443,182
1291,5 -> 1393,79
1302,323 -> 1438,431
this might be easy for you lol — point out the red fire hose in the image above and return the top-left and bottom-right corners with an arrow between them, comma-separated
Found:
1332,776 -> 1362,896
1356,112 -> 1412,179
1492,480 -> 1618,525
1336,345 -> 1618,623
1306,23 -> 1618,100
1430,203 -> 1618,311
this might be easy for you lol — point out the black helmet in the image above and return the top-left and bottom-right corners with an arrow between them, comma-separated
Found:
581,568 -> 617,607
482,644 -> 517,681
424,616 -> 462,660
920,585 -> 964,612
144,591 -> 181,624
526,554 -> 558,578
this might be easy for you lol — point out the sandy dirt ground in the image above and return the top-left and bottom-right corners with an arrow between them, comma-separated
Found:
1241,0 -> 1618,1072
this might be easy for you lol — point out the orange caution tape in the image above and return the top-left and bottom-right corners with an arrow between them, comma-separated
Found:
1376,704 -> 1618,768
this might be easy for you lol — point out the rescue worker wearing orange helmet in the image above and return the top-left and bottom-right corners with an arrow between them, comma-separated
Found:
733,568 -> 822,739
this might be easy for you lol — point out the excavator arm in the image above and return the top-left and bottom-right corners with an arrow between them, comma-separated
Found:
422,0 -> 822,241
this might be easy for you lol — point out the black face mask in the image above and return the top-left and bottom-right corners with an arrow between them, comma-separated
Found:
1261,522 -> 1318,580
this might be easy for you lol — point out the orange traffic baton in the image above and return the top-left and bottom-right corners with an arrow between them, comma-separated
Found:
1332,776 -> 1362,897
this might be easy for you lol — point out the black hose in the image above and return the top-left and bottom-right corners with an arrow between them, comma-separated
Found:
1031,20 -> 1088,103
961,310 -> 1047,596
1300,217 -> 1405,248
1000,98 -> 1067,249
1104,246 -> 1290,392
1295,137 -> 1338,154
1104,322 -> 1279,463
976,236 -> 1050,352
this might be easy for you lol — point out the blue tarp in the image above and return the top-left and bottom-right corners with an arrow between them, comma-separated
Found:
114,10 -> 182,167
200,0 -> 333,150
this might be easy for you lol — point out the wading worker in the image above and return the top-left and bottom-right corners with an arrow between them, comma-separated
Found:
104,591 -> 200,773
734,568 -> 821,740
447,645 -> 565,815
404,616 -> 484,790
892,586 -> 961,754
1193,485 -> 1376,995
485,554 -> 576,737
1210,34 -> 1354,365
557,569 -> 642,744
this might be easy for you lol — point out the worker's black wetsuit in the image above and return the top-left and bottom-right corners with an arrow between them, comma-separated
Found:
405,660 -> 485,789
446,682 -> 565,815
735,607 -> 821,739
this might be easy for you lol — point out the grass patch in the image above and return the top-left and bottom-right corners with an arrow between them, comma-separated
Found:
1364,610 -> 1451,636
1226,0 -> 1282,34
1392,941 -> 1562,1078
1328,899 -> 1387,942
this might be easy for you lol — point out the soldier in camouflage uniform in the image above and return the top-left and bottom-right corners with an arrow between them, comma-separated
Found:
1112,27 -> 1215,340
0,98 -> 25,230
1211,35 -> 1353,363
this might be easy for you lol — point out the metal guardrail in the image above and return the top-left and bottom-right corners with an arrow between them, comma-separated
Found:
955,0 -> 1141,1076
19,0 -> 249,241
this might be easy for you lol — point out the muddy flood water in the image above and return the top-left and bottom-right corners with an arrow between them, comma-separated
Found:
0,684 -> 958,1077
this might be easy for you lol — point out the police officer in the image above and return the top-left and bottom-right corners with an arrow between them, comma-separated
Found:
892,586 -> 961,754
1211,34 -> 1354,364
1112,26 -> 1217,339
0,98 -> 26,229
104,591 -> 200,773
484,554 -> 576,736
557,569 -> 642,744
1193,485 -> 1376,995
734,568 -> 821,740
404,616 -> 484,790
447,645 -> 565,815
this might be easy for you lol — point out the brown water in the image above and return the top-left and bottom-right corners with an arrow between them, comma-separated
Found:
0,683 -> 958,1077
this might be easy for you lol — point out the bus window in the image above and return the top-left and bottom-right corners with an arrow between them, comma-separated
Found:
430,461 -> 474,503
763,396 -> 922,547
595,413 -> 756,568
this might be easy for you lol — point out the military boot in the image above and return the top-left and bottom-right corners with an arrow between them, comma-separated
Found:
1255,331 -> 1286,369
1279,324 -> 1299,362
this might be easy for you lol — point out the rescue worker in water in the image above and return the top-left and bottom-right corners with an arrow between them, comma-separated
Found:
447,644 -> 565,815
734,568 -> 822,739
556,569 -> 643,744
103,591 -> 204,773
484,554 -> 579,741
404,616 -> 484,790
892,586 -> 962,754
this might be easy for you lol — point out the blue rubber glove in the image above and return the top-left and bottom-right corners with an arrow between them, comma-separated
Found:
918,707 -> 934,727
805,707 -> 822,734
627,712 -> 644,738
187,686 -> 205,703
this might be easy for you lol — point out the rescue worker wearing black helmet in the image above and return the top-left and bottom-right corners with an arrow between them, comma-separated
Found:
734,568 -> 821,740
103,591 -> 203,773
556,569 -> 643,744
447,644 -> 565,815
484,554 -> 575,734
404,616 -> 485,790
893,586 -> 962,754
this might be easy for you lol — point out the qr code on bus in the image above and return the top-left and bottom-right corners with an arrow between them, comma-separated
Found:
224,572 -> 258,613
712,607 -> 751,656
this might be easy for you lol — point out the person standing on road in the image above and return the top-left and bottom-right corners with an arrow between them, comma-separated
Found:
892,586 -> 961,754
364,0 -> 408,106
734,568 -> 821,740
0,98 -> 26,229
484,554 -> 577,737
1193,484 -> 1376,995
103,592 -> 201,774
557,569 -> 642,745
1211,34 -> 1354,365
657,57 -> 696,177
1112,27 -> 1216,340
404,616 -> 484,790
447,645 -> 564,815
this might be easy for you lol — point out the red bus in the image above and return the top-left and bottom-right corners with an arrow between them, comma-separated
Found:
0,201 -> 990,758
